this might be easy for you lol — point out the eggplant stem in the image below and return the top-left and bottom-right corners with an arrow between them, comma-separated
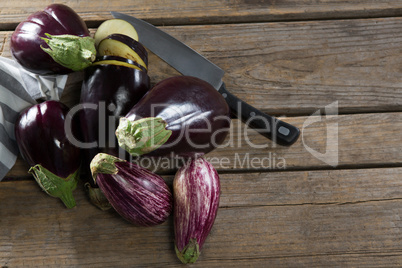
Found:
84,182 -> 112,211
59,189 -> 77,209
115,117 -> 172,157
90,153 -> 124,183
28,164 -> 79,209
40,33 -> 96,71
175,238 -> 200,264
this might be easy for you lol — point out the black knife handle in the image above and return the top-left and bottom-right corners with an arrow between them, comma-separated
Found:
218,83 -> 300,146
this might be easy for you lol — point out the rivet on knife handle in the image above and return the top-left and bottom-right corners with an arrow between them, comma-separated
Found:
218,83 -> 300,146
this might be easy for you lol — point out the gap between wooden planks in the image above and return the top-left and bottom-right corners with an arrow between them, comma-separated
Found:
1,168 -> 401,266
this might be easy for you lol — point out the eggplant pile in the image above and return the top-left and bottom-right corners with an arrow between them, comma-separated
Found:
11,4 -> 228,264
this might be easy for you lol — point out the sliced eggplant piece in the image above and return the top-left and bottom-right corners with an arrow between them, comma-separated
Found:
94,19 -> 139,47
93,55 -> 147,72
98,34 -> 148,70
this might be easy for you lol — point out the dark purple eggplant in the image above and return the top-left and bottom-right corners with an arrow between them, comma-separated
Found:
173,157 -> 220,264
10,4 -> 96,75
115,76 -> 231,158
78,64 -> 150,209
14,100 -> 81,208
90,153 -> 173,226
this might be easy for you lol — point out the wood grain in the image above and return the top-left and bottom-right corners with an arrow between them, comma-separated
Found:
1,168 -> 401,266
1,2 -> 402,267
2,18 -> 402,115
2,0 -> 402,29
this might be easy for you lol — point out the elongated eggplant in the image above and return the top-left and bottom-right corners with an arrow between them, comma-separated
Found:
115,76 -> 231,158
10,4 -> 96,74
14,100 -> 81,208
78,64 -> 150,209
90,153 -> 173,226
173,157 -> 220,264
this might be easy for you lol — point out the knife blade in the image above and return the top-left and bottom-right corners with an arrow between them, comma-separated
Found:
111,12 -> 300,146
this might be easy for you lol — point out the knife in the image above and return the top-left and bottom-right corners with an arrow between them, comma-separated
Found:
111,12 -> 300,146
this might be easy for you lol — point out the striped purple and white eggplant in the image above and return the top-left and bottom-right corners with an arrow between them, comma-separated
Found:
173,157 -> 221,264
90,153 -> 173,226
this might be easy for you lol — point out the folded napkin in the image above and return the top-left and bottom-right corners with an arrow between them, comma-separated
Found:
0,57 -> 68,180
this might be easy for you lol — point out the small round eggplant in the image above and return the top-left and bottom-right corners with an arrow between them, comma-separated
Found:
173,157 -> 220,264
90,153 -> 173,226
115,76 -> 231,158
10,4 -> 96,75
15,100 -> 81,208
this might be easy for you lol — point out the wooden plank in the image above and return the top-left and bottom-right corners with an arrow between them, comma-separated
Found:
1,168 -> 401,266
2,17 -> 402,115
204,112 -> 402,171
5,112 -> 402,178
2,1 -> 402,29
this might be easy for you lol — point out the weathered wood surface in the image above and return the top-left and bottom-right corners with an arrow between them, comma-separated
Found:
1,0 -> 402,267
1,168 -> 402,267
2,0 -> 402,28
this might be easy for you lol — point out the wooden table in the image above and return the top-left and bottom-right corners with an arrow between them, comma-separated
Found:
1,1 -> 402,267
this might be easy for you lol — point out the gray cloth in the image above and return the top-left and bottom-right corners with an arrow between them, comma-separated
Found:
0,57 -> 67,180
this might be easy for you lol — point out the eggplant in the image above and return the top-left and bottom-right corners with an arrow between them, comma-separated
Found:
14,100 -> 81,208
79,64 -> 150,209
10,4 -> 96,75
115,76 -> 231,158
90,153 -> 173,226
173,157 -> 220,264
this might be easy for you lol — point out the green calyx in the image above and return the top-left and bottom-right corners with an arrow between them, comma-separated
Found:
115,117 -> 172,157
41,33 -> 96,71
84,182 -> 112,211
29,164 -> 79,209
90,153 -> 125,184
175,238 -> 200,264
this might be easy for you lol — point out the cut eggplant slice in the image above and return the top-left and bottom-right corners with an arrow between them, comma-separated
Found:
94,55 -> 147,72
94,19 -> 139,47
98,34 -> 148,70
